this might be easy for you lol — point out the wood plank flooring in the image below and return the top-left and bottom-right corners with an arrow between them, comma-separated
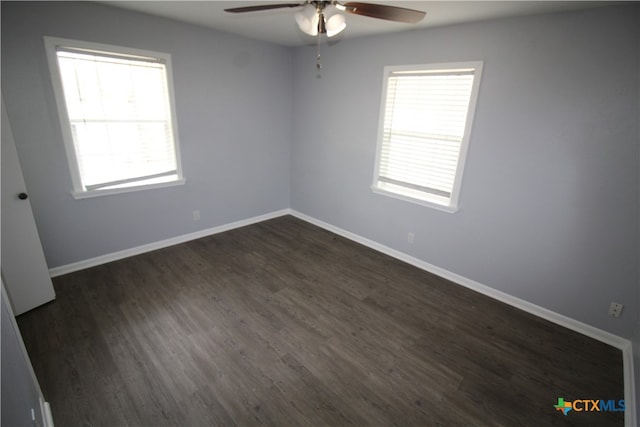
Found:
17,215 -> 624,426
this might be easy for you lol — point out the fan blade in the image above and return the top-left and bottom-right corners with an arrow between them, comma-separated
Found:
341,2 -> 426,24
224,3 -> 304,13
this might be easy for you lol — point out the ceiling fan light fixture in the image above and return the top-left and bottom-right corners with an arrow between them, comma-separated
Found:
326,13 -> 346,37
295,4 -> 319,36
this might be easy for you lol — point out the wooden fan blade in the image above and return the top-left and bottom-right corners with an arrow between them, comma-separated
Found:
224,3 -> 304,13
341,2 -> 426,23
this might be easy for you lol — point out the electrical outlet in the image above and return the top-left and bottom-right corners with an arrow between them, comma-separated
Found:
193,210 -> 200,221
608,302 -> 623,318
407,233 -> 414,244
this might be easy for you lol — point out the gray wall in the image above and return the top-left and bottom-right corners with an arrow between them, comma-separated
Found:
291,5 -> 640,339
1,1 -> 638,346
636,62 -> 640,416
1,1 -> 292,268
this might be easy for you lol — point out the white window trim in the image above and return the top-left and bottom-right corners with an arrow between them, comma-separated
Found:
44,36 -> 185,199
371,61 -> 483,213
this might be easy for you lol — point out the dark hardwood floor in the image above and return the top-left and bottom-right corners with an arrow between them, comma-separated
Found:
18,215 -> 624,426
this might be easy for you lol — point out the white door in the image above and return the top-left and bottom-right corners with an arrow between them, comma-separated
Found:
1,96 -> 56,315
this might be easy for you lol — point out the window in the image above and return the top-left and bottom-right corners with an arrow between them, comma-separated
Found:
372,62 -> 483,212
45,37 -> 183,198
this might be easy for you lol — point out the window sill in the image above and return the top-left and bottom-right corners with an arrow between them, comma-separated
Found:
72,178 -> 186,200
371,186 -> 459,213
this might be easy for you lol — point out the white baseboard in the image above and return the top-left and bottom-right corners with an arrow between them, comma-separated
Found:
288,209 -> 637,426
46,207 -> 637,425
621,341 -> 637,427
48,209 -> 290,277
40,399 -> 54,427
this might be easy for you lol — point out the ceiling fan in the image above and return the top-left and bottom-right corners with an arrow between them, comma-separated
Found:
225,1 -> 426,68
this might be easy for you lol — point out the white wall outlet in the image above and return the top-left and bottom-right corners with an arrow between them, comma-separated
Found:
407,233 -> 415,244
192,210 -> 200,221
608,302 -> 623,318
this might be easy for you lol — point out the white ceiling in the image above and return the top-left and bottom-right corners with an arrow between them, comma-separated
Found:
101,1 -> 613,47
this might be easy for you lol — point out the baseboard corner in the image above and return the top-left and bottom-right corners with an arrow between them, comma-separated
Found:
49,208 -> 291,277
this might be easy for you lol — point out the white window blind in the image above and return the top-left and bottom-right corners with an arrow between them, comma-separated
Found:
46,37 -> 183,196
373,63 -> 482,211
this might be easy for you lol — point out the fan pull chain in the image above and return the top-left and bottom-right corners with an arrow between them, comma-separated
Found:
316,33 -> 322,70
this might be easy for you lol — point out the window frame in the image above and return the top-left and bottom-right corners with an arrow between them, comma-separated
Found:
371,61 -> 483,213
44,36 -> 185,199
